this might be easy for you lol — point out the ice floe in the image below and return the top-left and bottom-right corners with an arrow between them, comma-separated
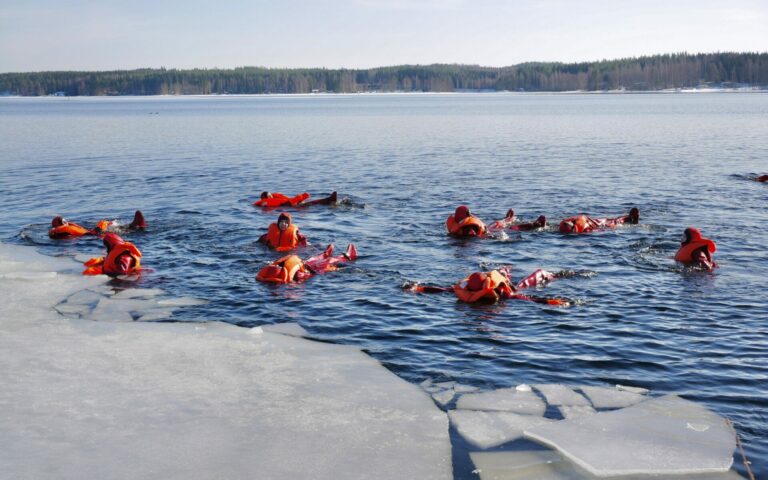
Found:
533,384 -> 591,406
0,244 -> 452,479
432,389 -> 455,406
449,410 -> 553,449
580,385 -> 647,409
524,395 -> 736,476
558,405 -> 596,420
260,322 -> 309,337
456,388 -> 546,416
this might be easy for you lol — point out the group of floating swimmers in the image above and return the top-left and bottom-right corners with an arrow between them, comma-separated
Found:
46,182 -> 733,305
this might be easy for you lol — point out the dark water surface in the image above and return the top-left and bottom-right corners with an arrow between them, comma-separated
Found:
1,94 -> 766,476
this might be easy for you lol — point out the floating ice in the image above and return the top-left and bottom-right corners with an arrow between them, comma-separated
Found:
435,381 -> 456,389
261,322 -> 309,338
454,384 -> 479,393
616,384 -> 649,395
516,384 -> 532,392
0,271 -> 57,280
113,288 -> 166,299
533,384 -> 590,406
469,450 -> 745,480
524,395 -> 736,476
449,410 -> 553,449
432,389 -> 455,406
456,388 -> 546,416
135,309 -> 176,321
65,288 -> 106,306
0,243 -> 452,479
558,405 -> 596,420
580,385 -> 646,409
157,296 -> 208,307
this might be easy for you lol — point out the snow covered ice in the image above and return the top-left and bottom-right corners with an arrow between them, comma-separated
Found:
448,410 -> 553,449
0,244 -> 452,480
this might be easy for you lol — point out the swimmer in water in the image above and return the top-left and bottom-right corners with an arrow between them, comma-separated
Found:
82,233 -> 142,277
48,216 -> 94,239
558,208 -> 639,234
674,227 -> 717,271
256,244 -> 357,284
253,191 -> 338,208
258,212 -> 308,251
404,266 -> 577,306
447,206 -> 546,238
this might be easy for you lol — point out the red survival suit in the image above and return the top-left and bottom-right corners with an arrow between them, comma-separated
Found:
253,192 -> 311,208
446,206 -> 488,237
675,227 -> 717,270
259,212 -> 307,252
48,216 -> 93,239
83,233 -> 142,276
559,208 -> 639,234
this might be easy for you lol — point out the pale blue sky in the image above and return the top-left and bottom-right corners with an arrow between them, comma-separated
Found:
1,0 -> 766,72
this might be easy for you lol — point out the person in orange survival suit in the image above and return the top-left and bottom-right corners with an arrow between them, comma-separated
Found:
404,267 -> 576,306
256,244 -> 357,284
448,206 -> 546,237
48,216 -> 95,239
93,210 -> 148,234
254,191 -> 338,208
558,208 -> 639,234
258,213 -> 308,251
82,233 -> 142,276
675,227 -> 717,271
756,175 -> 768,182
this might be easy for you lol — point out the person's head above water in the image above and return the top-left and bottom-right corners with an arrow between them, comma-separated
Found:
102,232 -> 123,251
277,213 -> 292,231
51,216 -> 65,227
559,220 -> 575,234
681,227 -> 704,245
260,192 -> 273,199
454,205 -> 470,222
130,210 -> 147,229
466,272 -> 487,291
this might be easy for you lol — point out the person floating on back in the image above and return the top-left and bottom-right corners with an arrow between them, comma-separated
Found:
48,216 -> 94,239
82,233 -> 142,277
404,266 -> 576,306
675,227 -> 717,271
258,212 -> 308,251
256,244 -> 357,284
558,208 -> 639,234
447,206 -> 546,238
253,191 -> 338,208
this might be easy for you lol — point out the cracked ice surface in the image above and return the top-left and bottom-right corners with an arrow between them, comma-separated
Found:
0,244 -> 452,480
469,450 -> 744,480
524,395 -> 736,476
558,405 -> 596,420
457,388 -> 546,415
533,384 -> 591,406
449,410 -> 553,449
580,385 -> 646,409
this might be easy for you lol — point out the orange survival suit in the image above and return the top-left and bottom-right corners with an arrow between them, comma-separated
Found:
48,216 -> 93,239
253,191 -> 310,208
453,270 -> 514,303
83,233 -> 142,276
259,212 -> 307,251
446,206 -> 488,237
255,254 -> 308,284
675,227 -> 717,270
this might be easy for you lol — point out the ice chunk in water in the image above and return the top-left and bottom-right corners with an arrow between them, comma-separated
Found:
435,381 -> 456,389
157,297 -> 207,307
533,384 -> 590,406
558,405 -> 596,420
524,395 -> 736,476
432,389 -> 455,406
113,288 -> 166,299
469,450 -> 745,480
65,289 -> 107,306
136,309 -> 176,321
457,388 -> 546,416
261,322 -> 308,338
580,385 -> 646,409
616,384 -> 649,395
454,384 -> 479,393
449,410 -> 553,449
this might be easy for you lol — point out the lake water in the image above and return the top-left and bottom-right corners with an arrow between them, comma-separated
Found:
1,93 -> 766,477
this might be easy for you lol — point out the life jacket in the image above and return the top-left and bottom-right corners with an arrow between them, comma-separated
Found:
559,215 -> 593,234
264,223 -> 300,251
446,215 -> 487,237
675,230 -> 716,264
83,242 -> 142,276
254,192 -> 311,208
453,270 -> 513,303
48,223 -> 91,238
94,219 -> 113,233
256,254 -> 307,284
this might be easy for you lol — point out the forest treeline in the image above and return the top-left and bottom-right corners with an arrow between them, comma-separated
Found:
1,52 -> 767,96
